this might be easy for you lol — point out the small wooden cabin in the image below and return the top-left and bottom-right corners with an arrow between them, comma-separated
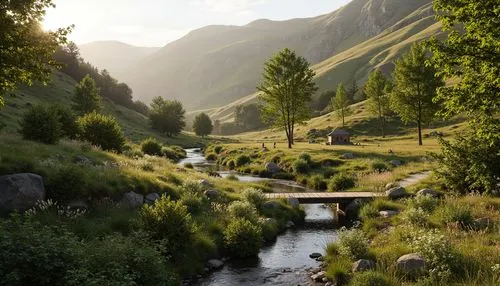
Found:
328,129 -> 350,145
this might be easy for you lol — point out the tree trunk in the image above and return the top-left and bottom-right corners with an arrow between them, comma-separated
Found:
382,116 -> 386,138
417,120 -> 423,146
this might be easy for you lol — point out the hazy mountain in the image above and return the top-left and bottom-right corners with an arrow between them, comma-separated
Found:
120,0 -> 433,110
79,41 -> 160,77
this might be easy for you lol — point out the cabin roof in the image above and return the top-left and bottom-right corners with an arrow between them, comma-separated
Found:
328,129 -> 350,136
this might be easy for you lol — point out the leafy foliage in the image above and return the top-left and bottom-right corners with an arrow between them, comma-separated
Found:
50,105 -> 79,139
235,104 -> 265,131
77,112 -> 125,152
293,158 -> 310,174
193,113 -> 213,137
72,75 -> 103,115
350,271 -> 394,286
329,173 -> 355,191
141,138 -> 163,156
227,201 -> 259,223
331,82 -> 352,127
20,105 -> 61,144
336,228 -> 370,260
149,97 -> 185,137
390,43 -> 444,145
365,69 -> 392,137
241,188 -> 266,209
258,48 -> 318,148
223,218 -> 263,258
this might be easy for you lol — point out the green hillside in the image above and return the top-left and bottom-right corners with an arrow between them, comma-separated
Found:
121,0 -> 433,110
0,72 -> 207,147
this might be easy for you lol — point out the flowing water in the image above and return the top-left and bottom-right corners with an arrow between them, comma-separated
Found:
180,149 -> 339,285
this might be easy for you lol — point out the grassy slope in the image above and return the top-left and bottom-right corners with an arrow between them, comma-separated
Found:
0,71 -> 210,147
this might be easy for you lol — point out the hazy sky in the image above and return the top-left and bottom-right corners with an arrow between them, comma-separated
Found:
43,0 -> 351,47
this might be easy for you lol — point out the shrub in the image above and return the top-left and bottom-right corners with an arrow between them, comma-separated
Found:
161,146 -> 185,161
408,195 -> 439,213
180,192 -> 205,214
350,271 -> 393,286
223,218 -> 263,258
226,174 -> 239,181
227,201 -> 259,222
77,112 -> 125,152
298,152 -> 312,163
401,207 -> 429,226
205,153 -> 217,161
371,160 -> 389,172
141,162 -> 154,172
184,162 -> 194,169
271,172 -> 295,180
140,196 -> 195,255
214,145 -> 223,154
180,180 -> 202,193
359,204 -> 379,220
293,159 -> 310,174
20,105 -> 61,144
45,166 -> 87,201
309,175 -> 328,191
336,228 -> 369,260
227,160 -> 236,169
51,105 -> 79,139
440,203 -> 473,228
329,173 -> 355,191
141,138 -> 163,156
242,188 -> 266,209
235,155 -> 251,167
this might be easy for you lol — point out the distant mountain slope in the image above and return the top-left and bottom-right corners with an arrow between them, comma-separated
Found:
79,41 -> 160,77
121,0 -> 432,110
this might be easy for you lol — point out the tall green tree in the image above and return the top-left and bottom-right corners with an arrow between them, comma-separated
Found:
149,97 -> 185,137
427,0 -> 499,145
311,90 -> 335,112
0,0 -> 71,108
390,43 -> 444,146
365,70 -> 391,137
72,75 -> 102,115
331,83 -> 352,128
258,48 -> 317,149
193,113 -> 213,138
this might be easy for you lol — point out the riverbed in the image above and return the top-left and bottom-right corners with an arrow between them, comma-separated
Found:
180,149 -> 339,285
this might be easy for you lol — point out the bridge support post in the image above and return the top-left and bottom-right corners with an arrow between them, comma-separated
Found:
337,202 -> 348,225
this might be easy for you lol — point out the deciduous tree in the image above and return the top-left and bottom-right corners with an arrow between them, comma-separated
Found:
193,113 -> 213,137
365,70 -> 391,137
72,75 -> 102,115
149,97 -> 186,137
331,83 -> 352,128
390,43 -> 444,145
258,49 -> 317,149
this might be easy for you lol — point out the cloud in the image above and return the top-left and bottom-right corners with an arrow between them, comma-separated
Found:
190,0 -> 268,13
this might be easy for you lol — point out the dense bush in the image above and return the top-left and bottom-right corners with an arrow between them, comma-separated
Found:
401,207 -> 429,226
77,112 -> 125,152
336,228 -> 369,260
213,145 -> 223,154
309,175 -> 328,191
359,204 -> 379,220
184,162 -> 194,169
235,155 -> 251,167
161,146 -> 185,161
141,138 -> 163,156
298,152 -> 312,163
223,218 -> 263,258
180,192 -> 205,214
242,188 -> 266,209
205,153 -> 217,161
140,196 -> 195,256
45,166 -> 87,201
20,105 -> 61,144
293,158 -> 310,174
440,203 -> 473,228
350,271 -> 393,286
329,173 -> 355,191
433,134 -> 499,194
227,201 -> 259,222
408,195 -> 439,213
371,160 -> 389,172
51,105 -> 79,139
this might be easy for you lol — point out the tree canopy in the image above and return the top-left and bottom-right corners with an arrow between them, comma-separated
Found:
428,0 -> 500,145
193,113 -> 213,137
365,70 -> 391,137
0,0 -> 71,108
72,75 -> 103,115
331,83 -> 352,128
258,48 -> 317,149
391,43 -> 444,145
149,97 -> 186,137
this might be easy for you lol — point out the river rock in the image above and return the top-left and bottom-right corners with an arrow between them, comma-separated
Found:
379,210 -> 399,218
0,173 -> 45,212
144,193 -> 160,205
265,162 -> 281,174
287,198 -> 300,208
417,188 -> 440,198
309,252 -> 322,259
262,200 -> 280,210
325,282 -> 333,286
309,267 -> 322,275
198,179 -> 212,188
207,259 -> 224,270
286,220 -> 295,228
386,187 -> 407,199
120,191 -> 144,209
311,271 -> 326,282
342,153 -> 355,159
396,253 -> 425,273
345,198 -> 369,217
352,259 -> 376,272
204,189 -> 220,199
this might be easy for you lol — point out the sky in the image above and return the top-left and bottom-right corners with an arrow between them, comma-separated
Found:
43,0 -> 351,47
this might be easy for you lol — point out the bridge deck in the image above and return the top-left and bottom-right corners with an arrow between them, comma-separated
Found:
265,192 -> 382,204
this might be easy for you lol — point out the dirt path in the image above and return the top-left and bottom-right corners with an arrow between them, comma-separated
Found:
397,171 -> 432,188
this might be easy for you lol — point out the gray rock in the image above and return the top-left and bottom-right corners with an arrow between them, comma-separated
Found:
198,179 -> 212,188
390,160 -> 403,167
287,198 -> 300,208
265,162 -> 281,174
352,259 -> 376,272
316,256 -> 325,262
342,153 -> 355,159
310,271 -> 326,282
325,282 -> 333,286
120,191 -> 144,209
207,259 -> 224,270
68,200 -> 89,209
386,187 -> 407,199
0,173 -> 45,212
396,253 -> 425,273
310,267 -> 322,274
379,210 -> 399,218
309,252 -> 322,259
345,198 -> 369,217
262,200 -> 280,210
322,277 -> 329,282
144,193 -> 160,205
73,155 -> 92,165
204,189 -> 220,199
417,188 -> 440,198
286,220 -> 295,228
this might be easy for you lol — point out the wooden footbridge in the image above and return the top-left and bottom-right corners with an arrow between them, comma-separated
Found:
264,192 -> 382,204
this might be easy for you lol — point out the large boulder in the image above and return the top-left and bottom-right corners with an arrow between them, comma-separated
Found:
309,252 -> 323,259
379,210 -> 399,218
207,259 -> 224,270
345,198 -> 369,217
0,173 -> 45,212
417,188 -> 440,198
287,198 -> 300,208
265,162 -> 281,174
204,189 -> 220,199
121,191 -> 144,209
396,253 -> 425,273
386,187 -> 407,199
262,200 -> 280,210
352,259 -> 376,273
144,193 -> 160,205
